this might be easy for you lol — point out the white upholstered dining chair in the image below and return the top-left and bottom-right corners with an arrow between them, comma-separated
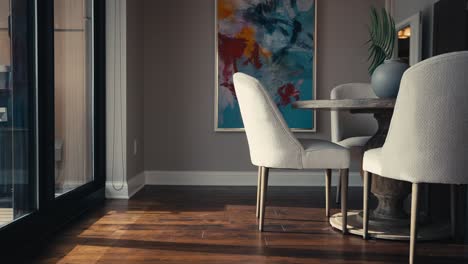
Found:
233,73 -> 351,232
331,83 -> 377,203
362,51 -> 468,264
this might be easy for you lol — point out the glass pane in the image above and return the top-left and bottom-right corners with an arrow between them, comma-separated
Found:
54,0 -> 94,196
0,0 -> 37,227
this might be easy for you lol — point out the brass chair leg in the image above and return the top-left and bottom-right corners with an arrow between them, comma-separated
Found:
325,169 -> 332,218
410,183 -> 419,264
340,169 -> 349,234
363,171 -> 371,239
259,167 -> 269,232
256,167 -> 262,219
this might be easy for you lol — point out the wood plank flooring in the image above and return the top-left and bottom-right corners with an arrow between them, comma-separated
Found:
28,186 -> 468,263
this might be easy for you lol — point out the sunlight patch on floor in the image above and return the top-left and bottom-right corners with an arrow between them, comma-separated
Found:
57,245 -> 110,264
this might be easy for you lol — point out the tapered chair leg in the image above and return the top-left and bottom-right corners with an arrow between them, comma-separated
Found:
340,169 -> 349,234
363,171 -> 371,239
325,169 -> 332,218
336,173 -> 341,204
259,167 -> 269,232
256,167 -> 262,219
450,185 -> 456,239
410,183 -> 419,264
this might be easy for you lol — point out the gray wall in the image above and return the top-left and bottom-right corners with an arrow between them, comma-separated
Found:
126,0 -> 145,179
394,0 -> 438,22
394,0 -> 439,59
142,0 -> 384,172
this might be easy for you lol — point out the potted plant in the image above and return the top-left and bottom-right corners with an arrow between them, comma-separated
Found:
367,7 -> 408,98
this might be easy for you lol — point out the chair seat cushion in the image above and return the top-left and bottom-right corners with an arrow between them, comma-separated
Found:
299,139 -> 350,169
338,136 -> 371,148
362,148 -> 383,175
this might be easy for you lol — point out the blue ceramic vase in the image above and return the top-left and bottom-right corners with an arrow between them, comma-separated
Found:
371,59 -> 409,98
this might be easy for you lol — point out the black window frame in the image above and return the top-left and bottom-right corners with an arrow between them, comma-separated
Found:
0,0 -> 106,256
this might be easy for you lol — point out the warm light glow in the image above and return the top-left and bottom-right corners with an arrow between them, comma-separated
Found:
398,26 -> 411,39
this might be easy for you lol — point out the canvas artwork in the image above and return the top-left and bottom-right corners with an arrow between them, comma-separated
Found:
215,0 -> 316,131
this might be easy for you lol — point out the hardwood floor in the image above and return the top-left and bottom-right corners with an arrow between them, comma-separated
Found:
26,186 -> 468,263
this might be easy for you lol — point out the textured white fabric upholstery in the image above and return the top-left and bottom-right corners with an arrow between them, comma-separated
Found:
233,73 -> 350,170
299,139 -> 351,169
331,84 -> 376,199
363,51 -> 468,184
338,136 -> 372,148
331,83 -> 378,144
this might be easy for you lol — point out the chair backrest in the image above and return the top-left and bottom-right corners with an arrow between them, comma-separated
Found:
233,73 -> 303,169
330,83 -> 378,142
382,51 -> 468,184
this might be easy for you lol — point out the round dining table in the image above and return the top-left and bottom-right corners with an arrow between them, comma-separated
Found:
293,99 -> 450,241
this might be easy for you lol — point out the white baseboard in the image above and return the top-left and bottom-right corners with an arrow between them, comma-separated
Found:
106,170 -> 362,199
106,172 -> 145,199
128,172 -> 146,197
145,170 -> 363,187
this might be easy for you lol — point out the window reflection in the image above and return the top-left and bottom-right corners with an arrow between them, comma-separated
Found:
0,0 -> 37,227
54,0 -> 94,196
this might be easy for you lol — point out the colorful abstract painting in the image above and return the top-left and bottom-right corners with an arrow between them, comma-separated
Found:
216,0 -> 316,131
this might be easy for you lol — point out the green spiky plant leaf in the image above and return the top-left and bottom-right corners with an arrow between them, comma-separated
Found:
367,7 -> 396,75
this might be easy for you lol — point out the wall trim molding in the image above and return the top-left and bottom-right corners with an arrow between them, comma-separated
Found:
106,170 -> 362,199
128,172 -> 146,197
145,170 -> 363,187
106,172 -> 145,199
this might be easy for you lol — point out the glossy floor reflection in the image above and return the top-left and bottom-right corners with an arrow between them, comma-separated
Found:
30,186 -> 468,264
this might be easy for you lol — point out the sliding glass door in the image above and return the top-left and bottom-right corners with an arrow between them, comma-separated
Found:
0,0 -> 104,254
54,0 -> 94,196
0,0 -> 37,227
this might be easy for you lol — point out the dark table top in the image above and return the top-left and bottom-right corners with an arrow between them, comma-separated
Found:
293,99 -> 396,111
